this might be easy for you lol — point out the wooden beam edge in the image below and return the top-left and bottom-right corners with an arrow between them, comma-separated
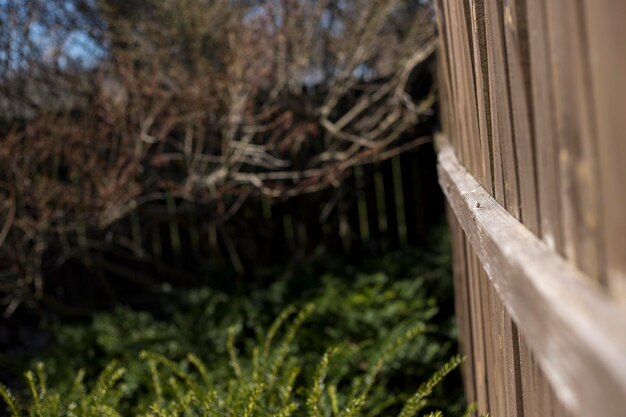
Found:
436,134 -> 626,417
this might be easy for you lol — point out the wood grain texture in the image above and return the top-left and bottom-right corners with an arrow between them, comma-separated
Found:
525,0 -> 563,254
466,238 -> 490,414
482,272 -> 503,417
455,0 -> 482,183
438,135 -> 626,417
545,0 -> 603,281
434,0 -> 453,142
438,0 -> 464,164
502,0 -> 539,234
468,0 -> 495,196
581,0 -> 626,305
484,0 -> 519,217
517,337 -> 538,417
447,205 -> 476,402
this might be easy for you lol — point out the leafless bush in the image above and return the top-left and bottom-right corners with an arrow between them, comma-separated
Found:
0,0 -> 436,315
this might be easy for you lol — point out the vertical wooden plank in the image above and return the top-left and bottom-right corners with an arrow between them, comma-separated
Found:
434,0 -> 455,143
483,4 -> 528,417
545,0 -> 603,281
518,338 -> 538,417
484,0 -> 520,216
483,286 -> 526,417
442,0 -> 469,169
438,0 -> 460,161
480,266 -> 499,417
487,276 -> 511,417
582,0 -> 626,304
391,155 -> 408,245
468,0 -> 495,195
501,3 -> 542,416
354,165 -> 370,242
502,306 -> 525,417
452,0 -> 482,182
466,241 -> 489,415
517,325 -> 553,417
533,353 -> 556,417
447,207 -> 476,403
363,164 -> 381,251
473,0 -> 502,207
526,0 -> 563,254
460,0 -> 482,179
345,171 -> 362,251
502,0 -> 539,234
459,232 -> 477,403
381,158 -> 400,249
528,343 -> 560,417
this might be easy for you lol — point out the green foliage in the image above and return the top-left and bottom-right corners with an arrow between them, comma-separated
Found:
1,306 -> 464,417
2,237 -> 467,415
0,383 -> 20,417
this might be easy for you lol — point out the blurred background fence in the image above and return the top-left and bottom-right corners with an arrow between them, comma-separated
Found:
45,139 -> 443,312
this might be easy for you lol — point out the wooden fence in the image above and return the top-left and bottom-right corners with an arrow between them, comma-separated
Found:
434,1 -> 626,416
47,140 -> 445,309
132,143 -> 443,272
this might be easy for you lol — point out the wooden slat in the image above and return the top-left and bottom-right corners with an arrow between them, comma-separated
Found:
526,0 -> 563,253
437,135 -> 626,417
466,238 -> 490,414
434,0 -> 457,150
582,0 -> 626,305
502,0 -> 539,234
484,0 -> 519,216
447,206 -> 476,402
480,4 -> 528,416
545,0 -> 603,280
517,337 -> 538,417
451,0 -> 481,182
363,165 -> 381,252
481,267 -> 501,417
381,159 -> 400,249
518,324 -> 558,416
442,0 -> 471,170
467,0 -> 494,195
500,301 -> 524,417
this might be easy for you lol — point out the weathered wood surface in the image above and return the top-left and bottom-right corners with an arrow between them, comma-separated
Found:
438,137 -> 626,417
436,0 -> 626,415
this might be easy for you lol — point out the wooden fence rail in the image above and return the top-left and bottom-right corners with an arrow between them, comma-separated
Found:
435,0 -> 626,416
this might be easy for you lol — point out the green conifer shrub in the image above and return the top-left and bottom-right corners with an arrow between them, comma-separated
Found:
1,305 -> 470,417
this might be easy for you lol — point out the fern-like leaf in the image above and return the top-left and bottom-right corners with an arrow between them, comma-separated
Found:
307,346 -> 338,417
396,355 -> 464,417
227,325 -> 243,378
0,383 -> 22,417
